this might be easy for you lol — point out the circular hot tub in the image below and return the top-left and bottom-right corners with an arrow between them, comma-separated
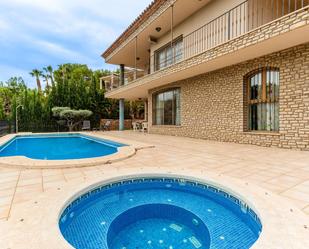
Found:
107,204 -> 211,249
59,177 -> 262,249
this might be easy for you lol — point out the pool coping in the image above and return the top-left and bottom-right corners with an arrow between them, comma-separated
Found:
0,132 -> 154,169
59,176 -> 262,249
2,170 -> 308,249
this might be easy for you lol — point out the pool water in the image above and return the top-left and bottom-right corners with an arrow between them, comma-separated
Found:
0,134 -> 126,160
111,218 -> 203,249
107,204 -> 210,249
59,178 -> 262,249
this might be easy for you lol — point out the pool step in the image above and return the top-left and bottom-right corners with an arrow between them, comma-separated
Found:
169,223 -> 183,232
189,236 -> 202,248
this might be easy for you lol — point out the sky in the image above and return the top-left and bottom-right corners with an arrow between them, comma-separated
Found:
0,0 -> 150,88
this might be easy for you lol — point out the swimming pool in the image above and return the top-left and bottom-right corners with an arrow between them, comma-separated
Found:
0,133 -> 126,160
59,177 -> 262,249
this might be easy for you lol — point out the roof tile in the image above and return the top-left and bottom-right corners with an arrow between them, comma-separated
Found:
102,0 -> 168,59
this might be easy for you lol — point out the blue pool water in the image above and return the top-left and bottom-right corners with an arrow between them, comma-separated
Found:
59,178 -> 262,249
0,134 -> 126,160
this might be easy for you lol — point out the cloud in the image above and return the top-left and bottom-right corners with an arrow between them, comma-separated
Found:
0,19 -> 9,31
0,64 -> 32,87
33,40 -> 91,63
0,0 -> 150,87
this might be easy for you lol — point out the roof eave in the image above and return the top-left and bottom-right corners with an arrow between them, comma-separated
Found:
101,0 -> 167,60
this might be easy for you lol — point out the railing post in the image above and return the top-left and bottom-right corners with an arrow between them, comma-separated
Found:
111,74 -> 114,90
228,11 -> 231,40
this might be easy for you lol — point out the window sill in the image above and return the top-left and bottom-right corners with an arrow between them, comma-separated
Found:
242,131 -> 280,136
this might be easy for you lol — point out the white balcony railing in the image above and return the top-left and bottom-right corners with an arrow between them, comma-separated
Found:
105,0 -> 308,92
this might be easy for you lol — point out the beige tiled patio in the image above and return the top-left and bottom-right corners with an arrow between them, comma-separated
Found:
0,131 -> 309,248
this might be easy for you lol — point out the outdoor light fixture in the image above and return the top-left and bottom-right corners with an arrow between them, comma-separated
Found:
148,36 -> 157,44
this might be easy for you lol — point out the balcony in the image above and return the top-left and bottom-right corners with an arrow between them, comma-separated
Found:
100,69 -> 148,91
104,0 -> 309,99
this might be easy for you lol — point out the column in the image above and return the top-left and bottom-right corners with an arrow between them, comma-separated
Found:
120,64 -> 125,86
119,98 -> 125,131
144,100 -> 148,122
99,78 -> 103,90
119,64 -> 125,131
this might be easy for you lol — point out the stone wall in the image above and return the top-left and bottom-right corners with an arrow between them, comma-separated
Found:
100,119 -> 132,130
148,43 -> 309,150
107,6 -> 309,99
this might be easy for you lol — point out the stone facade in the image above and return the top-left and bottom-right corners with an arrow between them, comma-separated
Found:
106,6 -> 309,98
148,43 -> 309,150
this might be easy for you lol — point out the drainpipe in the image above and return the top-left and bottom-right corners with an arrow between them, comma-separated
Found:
119,64 -> 125,131
134,36 -> 137,80
171,4 -> 174,64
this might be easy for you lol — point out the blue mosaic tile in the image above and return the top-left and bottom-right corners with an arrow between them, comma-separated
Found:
60,177 -> 262,249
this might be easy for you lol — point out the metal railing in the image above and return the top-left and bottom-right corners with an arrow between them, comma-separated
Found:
106,0 -> 308,92
179,0 -> 308,61
103,69 -> 148,92
0,120 -> 10,137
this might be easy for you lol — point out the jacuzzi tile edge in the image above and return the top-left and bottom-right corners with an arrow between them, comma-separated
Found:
58,174 -> 265,249
54,172 -> 309,249
3,171 -> 306,249
59,176 -> 263,230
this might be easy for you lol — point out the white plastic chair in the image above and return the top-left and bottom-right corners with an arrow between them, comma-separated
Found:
142,122 -> 148,132
132,122 -> 138,131
82,120 -> 91,131
102,120 -> 111,131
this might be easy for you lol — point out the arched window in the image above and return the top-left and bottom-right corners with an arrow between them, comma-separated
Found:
153,88 -> 181,125
246,68 -> 279,131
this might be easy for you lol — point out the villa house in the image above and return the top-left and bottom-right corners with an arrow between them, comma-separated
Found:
101,0 -> 309,150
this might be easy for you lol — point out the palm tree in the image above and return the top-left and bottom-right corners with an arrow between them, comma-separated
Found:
43,66 -> 54,87
29,69 -> 43,92
41,73 -> 50,89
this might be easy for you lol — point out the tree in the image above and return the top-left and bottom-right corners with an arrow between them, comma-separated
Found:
0,98 -> 5,120
52,107 -> 92,131
41,73 -> 50,89
0,63 -> 132,133
30,69 -> 43,92
43,66 -> 54,87
51,106 -> 70,117
129,100 -> 145,120
0,77 -> 26,118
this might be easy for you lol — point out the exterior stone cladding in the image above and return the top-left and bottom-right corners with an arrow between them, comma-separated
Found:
148,42 -> 309,150
106,6 -> 309,98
